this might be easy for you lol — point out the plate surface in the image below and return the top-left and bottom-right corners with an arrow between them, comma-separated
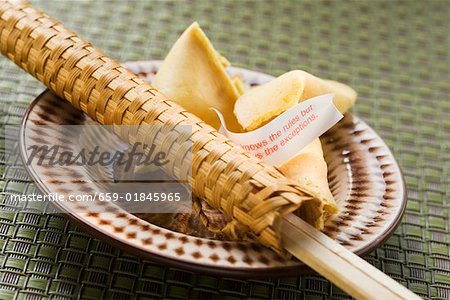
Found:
19,61 -> 406,277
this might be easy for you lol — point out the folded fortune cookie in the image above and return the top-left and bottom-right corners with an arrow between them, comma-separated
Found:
153,22 -> 242,132
234,70 -> 356,131
233,70 -> 357,228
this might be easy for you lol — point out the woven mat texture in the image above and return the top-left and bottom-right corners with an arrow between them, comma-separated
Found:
0,0 -> 449,299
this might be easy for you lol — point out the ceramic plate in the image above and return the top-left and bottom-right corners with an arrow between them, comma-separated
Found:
19,61 -> 406,278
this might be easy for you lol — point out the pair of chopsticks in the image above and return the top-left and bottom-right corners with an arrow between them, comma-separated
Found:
0,1 -> 421,299
281,215 -> 419,299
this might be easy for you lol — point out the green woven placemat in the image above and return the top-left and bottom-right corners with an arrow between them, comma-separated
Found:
1,0 -> 449,299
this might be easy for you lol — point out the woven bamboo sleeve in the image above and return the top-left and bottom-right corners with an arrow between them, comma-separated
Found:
0,0 -> 322,253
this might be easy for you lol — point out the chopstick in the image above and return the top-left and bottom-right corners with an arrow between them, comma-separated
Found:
281,214 -> 422,300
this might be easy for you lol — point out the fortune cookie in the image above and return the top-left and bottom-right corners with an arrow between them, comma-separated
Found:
278,138 -> 337,228
234,70 -> 356,131
233,70 -> 357,228
153,22 -> 241,131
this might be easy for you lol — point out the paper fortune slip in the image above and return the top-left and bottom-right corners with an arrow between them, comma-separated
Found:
214,94 -> 343,166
